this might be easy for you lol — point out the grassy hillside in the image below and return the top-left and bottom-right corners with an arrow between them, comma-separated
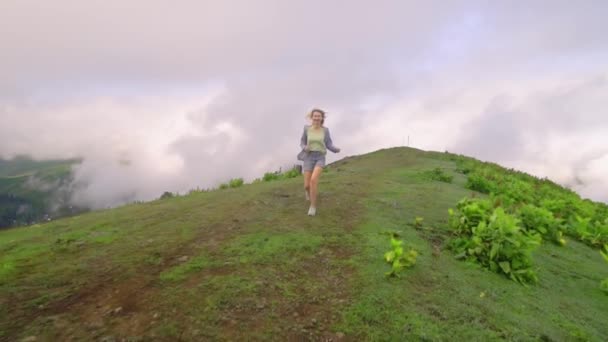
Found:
0,156 -> 83,228
1,147 -> 607,341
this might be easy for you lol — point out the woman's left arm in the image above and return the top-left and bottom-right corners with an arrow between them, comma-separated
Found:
324,127 -> 341,153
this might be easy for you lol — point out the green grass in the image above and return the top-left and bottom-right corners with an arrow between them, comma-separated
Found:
223,231 -> 323,264
160,255 -> 213,282
0,147 -> 607,341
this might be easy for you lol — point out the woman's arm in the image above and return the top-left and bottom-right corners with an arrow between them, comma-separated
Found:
324,127 -> 340,153
300,126 -> 308,150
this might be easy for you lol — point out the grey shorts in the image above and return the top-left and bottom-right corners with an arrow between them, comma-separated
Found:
302,151 -> 326,171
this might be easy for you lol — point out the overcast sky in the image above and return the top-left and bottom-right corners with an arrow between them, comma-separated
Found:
1,1 -> 607,207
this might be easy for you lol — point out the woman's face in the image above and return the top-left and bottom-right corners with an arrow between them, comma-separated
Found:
311,111 -> 323,125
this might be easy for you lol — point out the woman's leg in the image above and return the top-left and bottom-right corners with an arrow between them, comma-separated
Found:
310,166 -> 323,209
303,171 -> 312,200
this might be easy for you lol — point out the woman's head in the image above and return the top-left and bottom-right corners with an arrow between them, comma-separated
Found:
308,108 -> 326,126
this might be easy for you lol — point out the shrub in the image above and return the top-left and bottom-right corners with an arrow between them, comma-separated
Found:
601,279 -> 608,294
578,218 -> 608,247
458,159 -> 606,249
188,187 -> 204,195
160,191 -> 174,200
501,178 -> 535,204
414,217 -> 424,229
449,198 -> 541,284
454,158 -> 475,174
263,172 -> 280,182
256,167 -> 301,183
465,173 -> 495,194
601,244 -> 608,294
421,167 -> 453,183
517,204 -> 565,246
384,234 -> 418,278
229,178 -> 244,188
448,198 -> 492,236
282,168 -> 300,179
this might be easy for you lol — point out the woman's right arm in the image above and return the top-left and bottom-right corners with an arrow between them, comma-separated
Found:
300,126 -> 308,150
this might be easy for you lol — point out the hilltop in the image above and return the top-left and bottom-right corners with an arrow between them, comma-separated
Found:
1,147 -> 607,341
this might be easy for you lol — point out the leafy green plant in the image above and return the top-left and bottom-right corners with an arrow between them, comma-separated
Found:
252,167 -> 300,184
219,183 -> 229,190
501,179 -> 534,205
566,216 -> 608,247
517,204 -> 565,246
540,198 -> 569,219
448,198 -> 492,236
229,178 -> 244,188
187,187 -> 204,195
465,173 -> 495,194
414,217 -> 424,229
583,219 -> 608,247
601,244 -> 608,294
263,172 -> 280,182
384,234 -> 418,278
421,167 -> 453,183
159,191 -> 174,199
282,168 -> 300,179
454,157 -> 475,174
459,159 -> 608,249
601,279 -> 608,295
449,198 -> 541,284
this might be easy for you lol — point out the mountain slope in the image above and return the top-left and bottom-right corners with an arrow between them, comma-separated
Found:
0,156 -> 83,228
1,147 -> 607,341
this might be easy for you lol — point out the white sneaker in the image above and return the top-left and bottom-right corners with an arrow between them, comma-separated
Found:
307,206 -> 316,216
305,190 -> 310,201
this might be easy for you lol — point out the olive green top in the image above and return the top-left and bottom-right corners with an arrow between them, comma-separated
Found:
306,126 -> 326,153
299,125 -> 339,155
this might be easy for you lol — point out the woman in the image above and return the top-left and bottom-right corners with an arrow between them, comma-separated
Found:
299,108 -> 340,216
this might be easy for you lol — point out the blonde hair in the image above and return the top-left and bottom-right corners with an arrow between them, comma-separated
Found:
306,108 -> 326,125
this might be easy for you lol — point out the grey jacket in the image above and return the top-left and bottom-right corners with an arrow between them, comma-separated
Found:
299,125 -> 339,154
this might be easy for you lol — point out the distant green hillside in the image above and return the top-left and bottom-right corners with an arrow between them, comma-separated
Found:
0,156 -> 83,228
0,156 -> 79,178
1,147 -> 607,341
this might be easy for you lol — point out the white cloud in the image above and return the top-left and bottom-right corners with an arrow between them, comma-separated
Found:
1,1 -> 607,206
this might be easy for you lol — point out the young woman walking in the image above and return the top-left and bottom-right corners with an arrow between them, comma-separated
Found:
299,108 -> 340,216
